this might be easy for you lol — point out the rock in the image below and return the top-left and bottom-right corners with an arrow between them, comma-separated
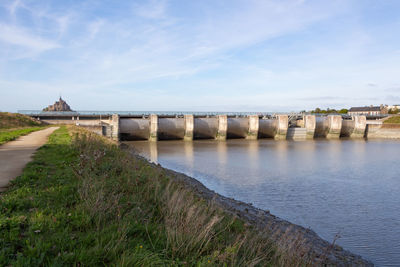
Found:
43,97 -> 73,112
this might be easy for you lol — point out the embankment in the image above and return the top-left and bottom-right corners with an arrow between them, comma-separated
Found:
0,112 -> 42,129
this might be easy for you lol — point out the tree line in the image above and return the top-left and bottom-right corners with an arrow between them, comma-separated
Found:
308,108 -> 349,114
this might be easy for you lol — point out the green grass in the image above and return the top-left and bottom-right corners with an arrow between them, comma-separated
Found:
384,116 -> 400,124
0,127 -> 45,145
0,112 -> 42,130
0,126 -> 286,266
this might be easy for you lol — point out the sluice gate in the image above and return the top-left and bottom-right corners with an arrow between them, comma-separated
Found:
111,114 -> 367,141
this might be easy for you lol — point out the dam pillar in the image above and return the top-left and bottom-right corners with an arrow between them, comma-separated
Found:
184,114 -> 194,141
246,115 -> 259,140
111,114 -> 120,141
216,115 -> 227,140
149,114 -> 158,141
351,115 -> 367,138
327,115 -> 342,139
305,115 -> 316,139
275,115 -> 288,140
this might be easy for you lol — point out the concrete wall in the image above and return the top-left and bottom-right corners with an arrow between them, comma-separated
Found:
149,115 -> 158,141
41,119 -> 108,126
246,115 -> 259,140
111,114 -> 120,141
184,115 -> 194,141
275,115 -> 288,140
286,128 -> 307,140
304,115 -> 316,139
216,115 -> 228,140
366,124 -> 400,139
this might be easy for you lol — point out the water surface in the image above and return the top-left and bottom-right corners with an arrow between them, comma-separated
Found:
127,139 -> 400,266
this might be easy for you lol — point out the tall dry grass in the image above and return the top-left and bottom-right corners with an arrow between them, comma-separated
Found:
69,127 -> 316,266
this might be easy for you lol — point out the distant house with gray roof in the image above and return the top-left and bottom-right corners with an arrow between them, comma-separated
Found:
348,105 -> 388,116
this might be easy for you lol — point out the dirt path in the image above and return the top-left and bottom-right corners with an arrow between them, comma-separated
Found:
0,127 -> 59,192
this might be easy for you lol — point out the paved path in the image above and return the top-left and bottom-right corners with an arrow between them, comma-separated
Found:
0,127 -> 59,192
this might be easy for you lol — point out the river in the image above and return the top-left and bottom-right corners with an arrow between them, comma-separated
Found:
126,139 -> 400,266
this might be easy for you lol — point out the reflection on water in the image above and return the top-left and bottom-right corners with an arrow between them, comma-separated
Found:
127,139 -> 400,266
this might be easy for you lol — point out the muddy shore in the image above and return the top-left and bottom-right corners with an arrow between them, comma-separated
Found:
121,143 -> 373,266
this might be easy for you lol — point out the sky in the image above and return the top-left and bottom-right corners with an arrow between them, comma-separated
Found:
1,0 -> 400,112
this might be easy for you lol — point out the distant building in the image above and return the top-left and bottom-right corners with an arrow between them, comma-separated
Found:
387,104 -> 400,110
348,105 -> 388,116
43,97 -> 73,112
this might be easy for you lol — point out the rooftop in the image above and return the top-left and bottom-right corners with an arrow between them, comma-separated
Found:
349,106 -> 382,112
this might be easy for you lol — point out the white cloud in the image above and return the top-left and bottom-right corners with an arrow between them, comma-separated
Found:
187,0 -> 346,57
7,0 -> 24,16
133,0 -> 168,19
88,19 -> 104,40
55,14 -> 72,37
0,24 -> 59,54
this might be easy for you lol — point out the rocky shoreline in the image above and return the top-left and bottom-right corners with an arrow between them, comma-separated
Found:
121,143 -> 374,266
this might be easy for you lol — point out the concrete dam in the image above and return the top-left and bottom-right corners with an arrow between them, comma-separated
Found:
116,114 -> 367,141
27,112 -> 392,141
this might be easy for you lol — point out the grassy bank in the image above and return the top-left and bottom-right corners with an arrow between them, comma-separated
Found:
0,126 -> 290,266
0,112 -> 42,129
383,116 -> 400,124
0,127 -> 45,145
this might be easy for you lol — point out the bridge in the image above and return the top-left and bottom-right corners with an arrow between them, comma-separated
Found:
19,110 -> 388,141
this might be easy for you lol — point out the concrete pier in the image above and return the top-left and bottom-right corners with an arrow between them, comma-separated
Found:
351,116 -> 366,138
111,114 -> 120,141
216,115 -> 228,140
327,115 -> 342,139
149,114 -> 158,141
275,115 -> 288,140
305,115 -> 316,139
246,115 -> 259,140
184,115 -> 194,141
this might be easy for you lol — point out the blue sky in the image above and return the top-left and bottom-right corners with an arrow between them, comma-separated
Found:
1,0 -> 400,112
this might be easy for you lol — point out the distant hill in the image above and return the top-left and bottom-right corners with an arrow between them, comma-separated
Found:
0,112 -> 42,129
